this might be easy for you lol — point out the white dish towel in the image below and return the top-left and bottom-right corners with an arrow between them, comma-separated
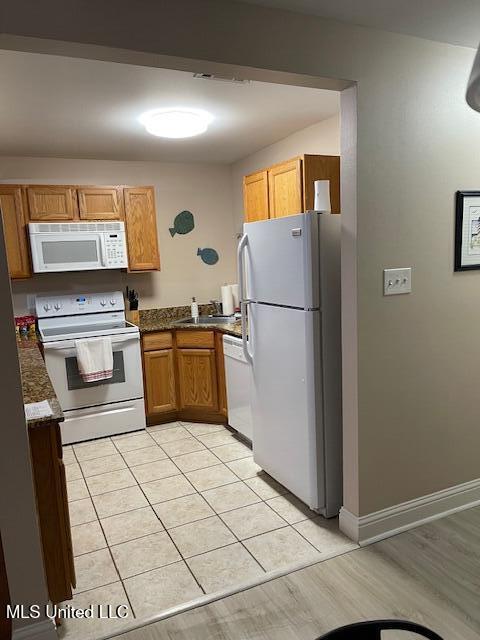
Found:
75,337 -> 113,383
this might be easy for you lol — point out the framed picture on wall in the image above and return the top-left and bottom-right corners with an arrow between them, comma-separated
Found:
455,190 -> 480,271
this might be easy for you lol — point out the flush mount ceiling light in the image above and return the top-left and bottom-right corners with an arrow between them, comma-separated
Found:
139,108 -> 214,138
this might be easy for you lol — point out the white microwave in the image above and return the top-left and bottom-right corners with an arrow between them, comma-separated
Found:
29,222 -> 128,273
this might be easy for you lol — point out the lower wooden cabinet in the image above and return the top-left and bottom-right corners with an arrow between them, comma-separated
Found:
177,348 -> 218,412
144,348 -> 177,415
142,329 -> 228,425
28,420 -> 75,604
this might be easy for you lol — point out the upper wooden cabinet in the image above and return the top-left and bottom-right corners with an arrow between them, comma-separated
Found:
77,186 -> 124,220
302,155 -> 340,215
268,158 -> 303,219
27,185 -> 78,221
124,187 -> 160,272
243,154 -> 340,221
243,170 -> 269,223
1,183 -> 161,278
0,186 -> 31,279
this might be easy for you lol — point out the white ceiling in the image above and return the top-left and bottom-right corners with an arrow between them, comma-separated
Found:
236,0 -> 480,48
0,50 -> 339,164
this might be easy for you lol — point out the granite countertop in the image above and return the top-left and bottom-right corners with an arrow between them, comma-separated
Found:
138,305 -> 243,339
17,338 -> 64,427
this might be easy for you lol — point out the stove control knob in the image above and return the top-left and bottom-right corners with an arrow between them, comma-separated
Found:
100,300 -> 107,307
110,299 -> 117,306
43,303 -> 52,312
54,303 -> 61,311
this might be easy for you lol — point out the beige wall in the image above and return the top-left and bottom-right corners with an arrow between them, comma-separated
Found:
0,157 -> 238,314
3,0 -> 480,518
230,114 -> 340,233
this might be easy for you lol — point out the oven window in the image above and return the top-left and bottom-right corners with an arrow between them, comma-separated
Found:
65,351 -> 126,390
42,240 -> 99,264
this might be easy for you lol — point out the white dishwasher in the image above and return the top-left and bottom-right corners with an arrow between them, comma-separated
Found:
223,334 -> 253,442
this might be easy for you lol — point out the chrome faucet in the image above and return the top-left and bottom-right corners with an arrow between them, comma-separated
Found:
210,299 -> 222,316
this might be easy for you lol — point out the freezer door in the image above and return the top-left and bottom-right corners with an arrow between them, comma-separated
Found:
244,213 -> 319,309
250,302 -> 325,510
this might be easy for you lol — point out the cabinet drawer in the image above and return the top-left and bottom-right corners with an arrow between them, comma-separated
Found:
176,330 -> 214,349
143,332 -> 173,351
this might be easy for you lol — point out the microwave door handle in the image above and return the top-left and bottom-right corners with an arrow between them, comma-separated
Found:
99,236 -> 106,267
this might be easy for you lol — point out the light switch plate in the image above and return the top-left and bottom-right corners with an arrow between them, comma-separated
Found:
383,268 -> 412,295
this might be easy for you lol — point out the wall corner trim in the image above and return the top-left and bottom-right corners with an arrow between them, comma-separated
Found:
339,477 -> 480,545
13,619 -> 57,640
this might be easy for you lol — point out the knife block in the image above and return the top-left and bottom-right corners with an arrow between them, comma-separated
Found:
126,309 -> 140,326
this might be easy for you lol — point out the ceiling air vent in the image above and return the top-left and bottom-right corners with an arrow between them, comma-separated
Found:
193,73 -> 250,84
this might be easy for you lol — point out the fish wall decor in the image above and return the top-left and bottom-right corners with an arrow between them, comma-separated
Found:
197,247 -> 219,265
169,210 -> 195,237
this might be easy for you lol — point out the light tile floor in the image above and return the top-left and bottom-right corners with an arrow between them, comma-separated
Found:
60,421 -> 357,639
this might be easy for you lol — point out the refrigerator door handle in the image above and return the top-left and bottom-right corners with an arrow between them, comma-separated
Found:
237,233 -> 248,301
237,234 -> 254,364
240,299 -> 253,364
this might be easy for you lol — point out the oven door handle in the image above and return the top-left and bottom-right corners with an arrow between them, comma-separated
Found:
43,334 -> 140,350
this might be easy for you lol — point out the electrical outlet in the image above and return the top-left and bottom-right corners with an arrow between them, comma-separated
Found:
384,268 -> 412,296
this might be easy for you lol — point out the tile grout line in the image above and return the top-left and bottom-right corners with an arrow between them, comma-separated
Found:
184,437 -> 279,574
182,434 -> 323,566
75,442 -> 138,620
286,522 -> 328,554
112,434 -> 208,597
200,503 -> 270,573
123,424 -> 266,592
170,428 -> 288,573
133,466 -> 208,596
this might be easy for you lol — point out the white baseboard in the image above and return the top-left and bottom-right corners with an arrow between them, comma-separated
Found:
339,477 -> 480,546
13,619 -> 57,640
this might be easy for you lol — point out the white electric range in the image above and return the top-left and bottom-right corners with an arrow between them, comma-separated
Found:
37,291 -> 146,445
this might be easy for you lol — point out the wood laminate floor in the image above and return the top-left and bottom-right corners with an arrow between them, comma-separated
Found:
111,506 -> 480,640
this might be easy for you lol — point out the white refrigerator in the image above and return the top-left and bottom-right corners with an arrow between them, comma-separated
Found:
237,212 -> 342,517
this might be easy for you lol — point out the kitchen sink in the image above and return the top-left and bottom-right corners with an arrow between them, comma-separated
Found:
175,316 -> 237,325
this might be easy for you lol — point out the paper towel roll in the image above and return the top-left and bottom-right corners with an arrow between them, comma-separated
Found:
221,285 -> 234,316
230,284 -> 240,310
314,180 -> 331,213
